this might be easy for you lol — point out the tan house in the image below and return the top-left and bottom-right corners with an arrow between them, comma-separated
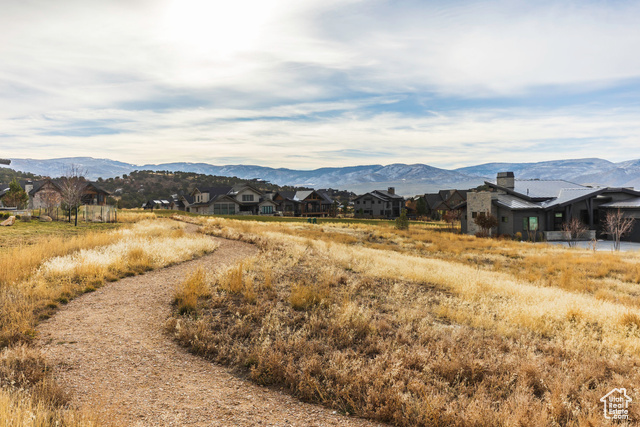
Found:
0,179 -> 110,210
187,184 -> 277,215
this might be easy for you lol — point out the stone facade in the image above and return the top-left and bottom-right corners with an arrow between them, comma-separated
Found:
466,192 -> 494,236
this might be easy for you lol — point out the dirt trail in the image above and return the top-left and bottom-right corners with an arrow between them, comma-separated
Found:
37,231 -> 381,426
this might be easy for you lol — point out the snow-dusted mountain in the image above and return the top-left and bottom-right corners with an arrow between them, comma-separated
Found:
2,156 -> 639,195
454,158 -> 616,183
455,158 -> 640,189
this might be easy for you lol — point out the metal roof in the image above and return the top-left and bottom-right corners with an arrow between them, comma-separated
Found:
372,189 -> 404,200
540,187 -> 602,208
315,189 -> 334,204
354,192 -> 388,202
494,194 -> 542,210
293,190 -> 312,201
512,180 -> 587,198
487,179 -> 588,199
600,197 -> 640,208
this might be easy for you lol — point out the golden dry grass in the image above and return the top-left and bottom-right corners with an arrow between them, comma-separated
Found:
0,345 -> 101,427
116,210 -> 157,223
169,215 -> 640,426
0,231 -> 120,288
1,217 -> 217,425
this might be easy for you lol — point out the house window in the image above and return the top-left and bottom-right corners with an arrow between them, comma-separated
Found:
553,212 -> 563,231
523,216 -> 539,231
580,209 -> 589,224
356,201 -> 360,204
214,203 -> 235,215
242,194 -> 254,202
261,205 -> 273,214
472,212 -> 477,218
502,216 -> 508,223
378,200 -> 381,204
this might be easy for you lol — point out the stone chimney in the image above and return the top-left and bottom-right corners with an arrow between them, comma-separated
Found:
496,172 -> 514,189
387,187 -> 395,195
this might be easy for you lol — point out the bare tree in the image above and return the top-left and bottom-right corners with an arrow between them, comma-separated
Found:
40,187 -> 62,218
474,212 -> 498,237
60,165 -> 88,226
603,209 -> 635,251
562,218 -> 588,248
443,209 -> 462,233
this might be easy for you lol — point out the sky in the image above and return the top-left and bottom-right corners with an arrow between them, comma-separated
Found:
1,0 -> 640,170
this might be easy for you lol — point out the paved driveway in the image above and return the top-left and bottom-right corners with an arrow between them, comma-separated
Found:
548,240 -> 640,252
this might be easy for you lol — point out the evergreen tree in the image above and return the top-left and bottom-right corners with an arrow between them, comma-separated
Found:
3,178 -> 28,209
395,209 -> 409,230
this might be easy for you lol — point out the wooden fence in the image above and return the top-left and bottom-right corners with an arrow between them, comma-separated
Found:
22,205 -> 118,223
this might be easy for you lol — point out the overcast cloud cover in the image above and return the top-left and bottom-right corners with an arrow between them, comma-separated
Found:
1,0 -> 640,169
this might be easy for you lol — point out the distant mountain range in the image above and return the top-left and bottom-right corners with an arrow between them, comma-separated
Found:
2,157 -> 639,196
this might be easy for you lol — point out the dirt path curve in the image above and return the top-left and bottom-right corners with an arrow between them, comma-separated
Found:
37,228 -> 382,427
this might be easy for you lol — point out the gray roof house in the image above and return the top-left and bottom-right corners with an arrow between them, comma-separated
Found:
270,189 -> 334,217
354,187 -> 404,219
460,172 -> 640,241
187,184 -> 278,216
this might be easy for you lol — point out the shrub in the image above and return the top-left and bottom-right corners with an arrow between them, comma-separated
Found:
289,282 -> 327,311
473,212 -> 498,237
395,209 -> 409,230
174,267 -> 209,315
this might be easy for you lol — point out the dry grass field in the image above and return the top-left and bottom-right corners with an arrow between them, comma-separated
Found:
0,217 -> 217,426
169,216 -> 640,426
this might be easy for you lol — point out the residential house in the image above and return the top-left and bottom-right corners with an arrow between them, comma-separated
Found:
177,194 -> 194,211
354,187 -> 404,218
421,189 -> 468,219
1,179 -> 110,209
460,172 -> 640,241
271,191 -> 298,216
294,189 -> 333,217
168,194 -> 187,211
142,199 -> 171,210
269,189 -> 334,217
187,184 -> 278,215
188,186 -> 239,215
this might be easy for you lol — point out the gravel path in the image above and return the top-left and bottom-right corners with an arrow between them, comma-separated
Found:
37,232 -> 382,426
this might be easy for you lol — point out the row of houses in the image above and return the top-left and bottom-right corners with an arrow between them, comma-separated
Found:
145,184 -> 337,217
0,179 -> 111,209
146,171 -> 640,243
149,185 -> 410,219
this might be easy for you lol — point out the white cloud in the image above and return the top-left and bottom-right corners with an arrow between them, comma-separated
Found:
1,0 -> 640,166
2,102 -> 639,168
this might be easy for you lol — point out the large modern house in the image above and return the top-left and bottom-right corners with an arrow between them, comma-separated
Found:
461,172 -> 640,241
187,184 -> 276,215
353,188 -> 404,218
